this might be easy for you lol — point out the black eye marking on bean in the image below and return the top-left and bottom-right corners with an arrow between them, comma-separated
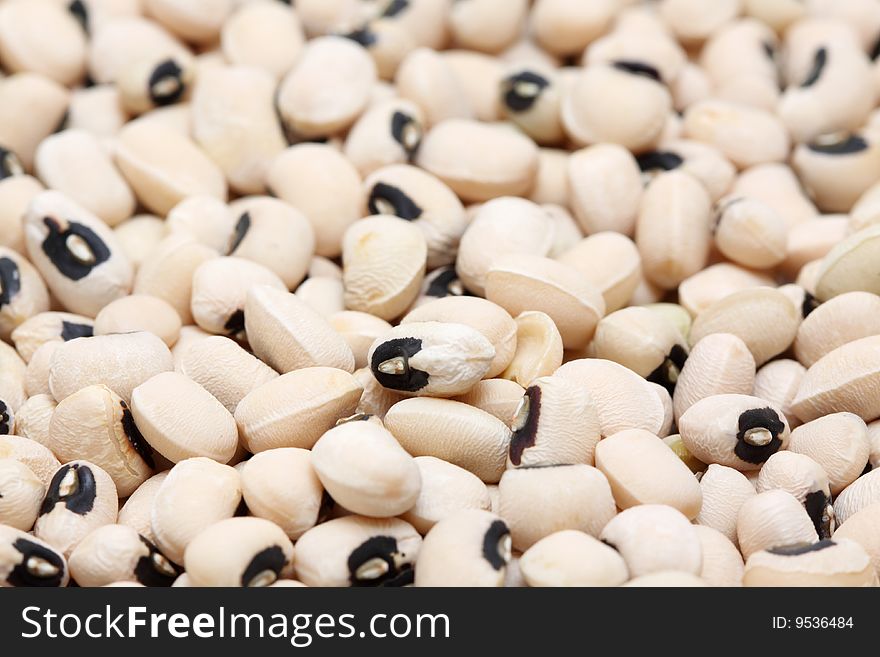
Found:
0,146 -> 24,180
767,539 -> 835,557
134,536 -> 179,587
612,60 -> 662,84
381,0 -> 410,18
61,320 -> 94,341
348,536 -> 412,587
120,401 -> 155,469
636,150 -> 683,173
800,47 -> 827,88
241,545 -> 287,587
370,337 -> 429,392
518,463 -> 577,470
804,489 -> 833,540
482,520 -> 510,570
801,291 -> 821,319
0,400 -> 10,434
508,385 -> 542,466
425,268 -> 468,298
343,27 -> 377,48
501,71 -> 550,113
647,343 -> 688,395
7,538 -> 65,587
225,309 -> 246,336
68,0 -> 88,33
41,217 -> 111,281
368,182 -> 423,220
228,212 -> 251,255
391,111 -> 421,159
807,134 -> 868,155
734,407 -> 785,464
149,59 -> 186,107
0,256 -> 21,307
39,463 -> 97,516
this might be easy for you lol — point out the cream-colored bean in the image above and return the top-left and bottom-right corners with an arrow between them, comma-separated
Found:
834,502 -> 880,579
94,294 -> 181,347
221,0 -> 304,80
0,434 -> 60,487
787,413 -> 869,496
694,525 -> 744,588
499,311 -> 563,387
794,292 -> 880,368
696,464 -> 756,546
757,451 -> 834,539
0,247 -> 50,342
519,529 -> 628,587
500,66 -> 564,146
114,215 -> 167,271
396,48 -> 473,127
0,73 -> 69,172
556,233 -> 641,313
0,459 -> 44,531
743,538 -> 877,587
815,224 -> 880,301
566,145 -> 642,237
531,0 -> 615,57
235,367 -> 362,453
13,394 -> 55,447
737,489 -> 819,560
0,175 -> 44,255
353,368 -> 403,420
713,196 -> 787,270
678,264 -> 774,318
731,163 -> 818,230
117,472 -> 168,544
782,216 -> 849,280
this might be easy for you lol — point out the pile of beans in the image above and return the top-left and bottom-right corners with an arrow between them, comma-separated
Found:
3,0 -> 880,589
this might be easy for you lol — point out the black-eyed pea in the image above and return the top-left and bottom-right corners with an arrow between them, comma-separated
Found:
636,170 -> 712,290
485,255 -> 604,352
277,36 -> 376,139
699,18 -> 778,89
416,119 -> 539,202
673,333 -> 756,422
0,459 -> 44,531
794,292 -> 880,368
312,418 -> 419,518
0,247 -> 50,342
353,368 -> 403,419
543,205 -> 582,258
453,379 -> 525,425
849,181 -> 880,233
23,191 -> 133,318
834,469 -> 880,527
834,502 -> 880,579
555,359 -> 669,438
446,0 -> 524,53
679,394 -> 790,470
384,397 -> 510,482
342,215 -> 426,320
561,63 -> 671,153
737,489 -> 819,560
409,267 -> 468,309
638,141 -> 737,203
245,285 -> 356,373
683,99 -> 790,169
499,311 -> 563,387
499,465 -> 616,552
689,287 -> 800,366
590,307 -> 687,394
240,448 -> 323,540
328,311 -> 392,370
658,0 -> 740,43
170,325 -> 212,368
731,163 -> 818,229
396,48 -> 473,127
814,224 -> 880,301
782,216 -> 849,281
402,297 -> 516,380
599,504 -> 702,577
530,0 -> 614,57
518,529 -> 628,587
671,62 -> 713,111
114,215 -> 167,271
693,525 -> 744,588
69,523 -> 179,587
712,197 -> 787,270
131,371 -> 237,464
142,0 -> 231,44
791,335 -> 880,423
294,0 -> 372,37
49,384 -> 154,497
400,456 -> 491,535
678,263 -> 775,317
440,50 -> 505,123
507,375 -> 600,469
150,457 -> 241,565
113,41 -> 196,116
0,435 -> 61,487
369,322 -> 494,397
14,394 -> 55,447
235,367 -> 362,453
566,145 -> 642,237
757,451 -> 834,539
0,0 -> 87,87
0,73 -> 69,173
596,428 -> 703,518
65,84 -> 127,141
364,164 -> 467,269
191,65 -> 286,196
184,517 -> 294,588
221,0 -> 303,80
500,65 -> 564,146
117,472 -> 167,544
456,197 -> 553,296
743,538 -> 877,587
556,234 -> 641,314
94,294 -> 181,347
115,120 -> 227,216
166,196 -> 231,252
0,175 -> 44,255
34,460 -> 118,558
643,303 -> 691,343
344,99 -> 424,177
134,235 -> 218,325
343,16 -> 418,82
0,525 -> 68,588
792,133 -> 880,214
651,383 -> 675,439
48,331 -> 173,404
499,37 -> 560,69
787,413 -> 870,496
309,256 -> 343,281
